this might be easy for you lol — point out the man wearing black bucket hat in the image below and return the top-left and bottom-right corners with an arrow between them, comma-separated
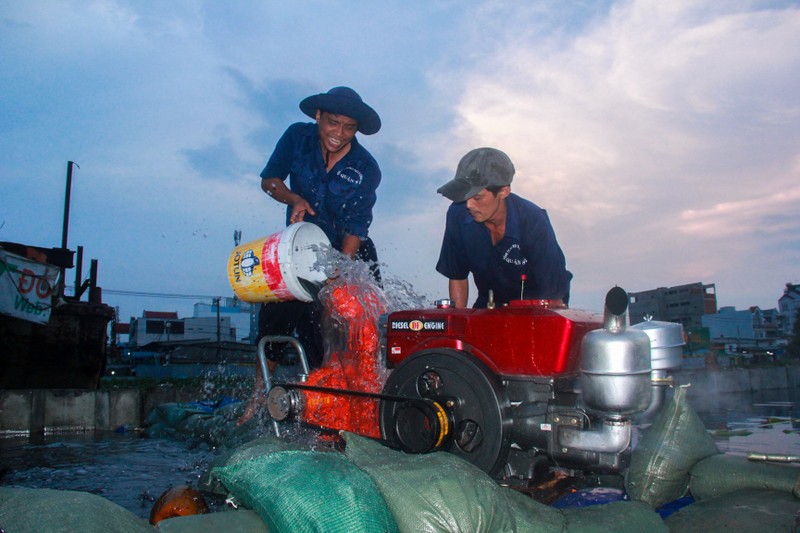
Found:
255,87 -> 382,370
436,147 -> 572,309
260,86 -> 382,259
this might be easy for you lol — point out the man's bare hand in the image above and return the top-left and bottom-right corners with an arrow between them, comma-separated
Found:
290,198 -> 316,223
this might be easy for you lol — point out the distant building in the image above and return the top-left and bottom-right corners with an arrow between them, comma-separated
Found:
759,307 -> 783,344
128,310 -> 236,347
702,305 -> 783,352
778,283 -> 800,337
193,297 -> 257,343
702,306 -> 755,343
628,282 -> 717,329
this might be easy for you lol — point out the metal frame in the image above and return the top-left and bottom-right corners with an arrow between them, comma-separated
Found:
256,335 -> 311,436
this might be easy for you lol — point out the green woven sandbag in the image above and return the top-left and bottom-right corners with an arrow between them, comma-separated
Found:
689,454 -> 800,500
504,487 -> 567,533
625,385 -> 720,508
561,500 -> 668,532
156,509 -> 269,532
153,403 -> 205,428
0,487 -> 155,533
200,433 -> 336,495
202,404 -> 247,446
343,431 -> 565,533
664,489 -> 800,532
212,450 -> 398,533
175,412 -> 209,436
174,409 -> 246,446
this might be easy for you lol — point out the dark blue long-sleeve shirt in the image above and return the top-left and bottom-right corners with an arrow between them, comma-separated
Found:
436,193 -> 572,308
261,122 -> 381,249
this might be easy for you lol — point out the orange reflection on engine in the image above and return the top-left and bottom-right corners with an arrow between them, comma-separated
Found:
301,279 -> 388,438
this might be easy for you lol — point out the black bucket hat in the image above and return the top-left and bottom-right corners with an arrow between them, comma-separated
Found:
437,147 -> 515,202
299,86 -> 381,135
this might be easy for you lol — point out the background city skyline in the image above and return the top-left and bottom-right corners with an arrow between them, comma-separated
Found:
2,1 -> 799,322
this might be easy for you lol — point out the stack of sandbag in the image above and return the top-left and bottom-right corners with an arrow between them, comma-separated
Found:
0,487 -> 156,533
341,432 -> 665,533
155,509 -> 269,532
690,453 -> 800,500
212,447 -> 399,533
624,384 -> 800,531
1,480 -> 272,533
207,431 -> 666,532
199,430 -> 338,496
663,489 -> 799,531
662,454 -> 800,531
625,385 -> 721,509
143,400 -> 256,449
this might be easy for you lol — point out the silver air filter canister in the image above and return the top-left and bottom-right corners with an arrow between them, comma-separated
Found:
629,320 -> 684,370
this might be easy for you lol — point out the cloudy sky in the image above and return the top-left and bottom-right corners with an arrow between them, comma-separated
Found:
2,0 -> 799,323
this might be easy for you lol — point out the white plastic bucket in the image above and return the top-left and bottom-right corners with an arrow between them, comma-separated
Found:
227,222 -> 330,303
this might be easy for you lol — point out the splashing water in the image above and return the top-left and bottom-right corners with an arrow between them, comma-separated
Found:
291,246 -> 427,438
309,243 -> 430,312
382,274 -> 430,312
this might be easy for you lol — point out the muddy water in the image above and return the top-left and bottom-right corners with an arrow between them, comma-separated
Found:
693,389 -> 800,458
0,432 -> 224,519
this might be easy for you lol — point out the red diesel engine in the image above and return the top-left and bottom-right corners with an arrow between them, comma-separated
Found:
265,286 -> 683,481
378,287 -> 683,479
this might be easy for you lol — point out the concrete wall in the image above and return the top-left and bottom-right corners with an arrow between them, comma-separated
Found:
0,389 -> 141,435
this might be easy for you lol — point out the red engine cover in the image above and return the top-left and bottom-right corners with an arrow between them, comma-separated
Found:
386,300 -> 603,378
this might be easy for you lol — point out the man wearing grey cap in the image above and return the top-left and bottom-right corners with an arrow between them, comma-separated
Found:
436,147 -> 572,308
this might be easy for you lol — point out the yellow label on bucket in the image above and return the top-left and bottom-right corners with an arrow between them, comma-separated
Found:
227,236 -> 282,303
227,223 -> 331,304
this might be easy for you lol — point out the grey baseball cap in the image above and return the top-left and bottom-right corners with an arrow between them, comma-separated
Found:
437,147 -> 515,202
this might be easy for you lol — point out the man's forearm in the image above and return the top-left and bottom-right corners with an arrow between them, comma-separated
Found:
449,279 -> 469,308
261,178 -> 297,205
261,177 -> 315,222
340,234 -> 362,257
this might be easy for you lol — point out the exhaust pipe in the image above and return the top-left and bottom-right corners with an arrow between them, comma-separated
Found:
602,285 -> 628,332
633,369 -> 673,424
558,418 -> 632,453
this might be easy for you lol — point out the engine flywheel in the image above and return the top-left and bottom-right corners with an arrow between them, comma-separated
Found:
379,349 -> 513,476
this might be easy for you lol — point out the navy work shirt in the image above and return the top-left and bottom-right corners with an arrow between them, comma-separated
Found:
260,122 -> 381,249
436,193 -> 572,308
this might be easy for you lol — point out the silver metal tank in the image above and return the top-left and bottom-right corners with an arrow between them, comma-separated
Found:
629,320 -> 684,370
579,287 -> 653,417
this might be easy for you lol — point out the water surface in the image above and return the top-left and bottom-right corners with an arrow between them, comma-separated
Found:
0,432 -> 220,519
